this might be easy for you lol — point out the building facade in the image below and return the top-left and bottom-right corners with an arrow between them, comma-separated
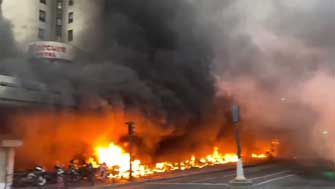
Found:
0,0 -> 104,54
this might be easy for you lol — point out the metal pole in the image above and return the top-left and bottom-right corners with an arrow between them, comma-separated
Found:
129,133 -> 133,181
230,105 -> 251,185
234,123 -> 242,159
334,148 -> 335,170
126,121 -> 134,181
233,122 -> 246,181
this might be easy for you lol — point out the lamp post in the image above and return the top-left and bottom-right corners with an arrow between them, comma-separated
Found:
321,130 -> 335,170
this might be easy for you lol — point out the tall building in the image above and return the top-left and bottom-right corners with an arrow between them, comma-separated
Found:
0,0 -> 104,58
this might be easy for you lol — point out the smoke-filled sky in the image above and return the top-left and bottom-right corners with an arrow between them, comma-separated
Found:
203,0 -> 335,159
1,0 -> 335,165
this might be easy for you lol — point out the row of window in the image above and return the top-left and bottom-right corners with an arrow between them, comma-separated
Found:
39,10 -> 73,24
38,0 -> 74,41
38,28 -> 73,41
56,0 -> 64,40
40,0 -> 73,6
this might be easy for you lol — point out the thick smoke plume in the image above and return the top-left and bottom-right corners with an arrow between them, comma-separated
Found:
0,0 -> 235,168
1,0 -> 335,167
201,0 -> 335,160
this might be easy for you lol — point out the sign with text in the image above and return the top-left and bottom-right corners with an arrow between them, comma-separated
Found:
28,41 -> 75,61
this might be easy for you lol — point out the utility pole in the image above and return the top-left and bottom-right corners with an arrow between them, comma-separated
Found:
230,104 -> 252,186
126,121 -> 135,181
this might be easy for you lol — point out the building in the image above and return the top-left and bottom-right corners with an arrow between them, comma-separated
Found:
0,0 -> 104,56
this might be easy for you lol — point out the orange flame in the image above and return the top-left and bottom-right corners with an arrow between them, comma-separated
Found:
88,142 -> 270,179
251,153 -> 267,159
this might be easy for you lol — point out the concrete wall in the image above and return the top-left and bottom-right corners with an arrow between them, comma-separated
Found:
0,140 -> 22,189
0,148 -> 5,188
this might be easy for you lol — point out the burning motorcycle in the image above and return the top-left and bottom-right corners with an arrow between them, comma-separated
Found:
66,161 -> 96,185
54,165 -> 66,187
97,162 -> 109,182
67,162 -> 81,183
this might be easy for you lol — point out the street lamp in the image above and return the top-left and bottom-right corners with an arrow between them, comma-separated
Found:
322,130 -> 329,135
321,130 -> 335,169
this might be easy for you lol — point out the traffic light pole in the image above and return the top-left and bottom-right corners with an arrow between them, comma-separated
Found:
235,123 -> 242,159
126,121 -> 135,181
234,123 -> 247,180
230,104 -> 252,186
129,133 -> 133,181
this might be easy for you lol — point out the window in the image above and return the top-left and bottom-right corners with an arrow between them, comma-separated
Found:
68,12 -> 73,23
56,26 -> 62,38
56,18 -> 62,26
40,0 -> 46,4
57,1 -> 62,9
38,28 -> 45,39
69,0 -> 74,6
39,10 -> 46,22
68,30 -> 73,41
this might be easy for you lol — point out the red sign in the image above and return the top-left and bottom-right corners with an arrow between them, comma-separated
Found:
28,41 -> 74,61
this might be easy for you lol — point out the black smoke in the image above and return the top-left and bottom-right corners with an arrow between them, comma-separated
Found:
0,5 -> 16,61
95,0 -> 214,120
5,0 -> 335,163
0,1 -> 215,124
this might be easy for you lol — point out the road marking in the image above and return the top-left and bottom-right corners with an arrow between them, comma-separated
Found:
148,182 -> 230,187
191,173 -> 236,182
250,170 -> 291,180
255,174 -> 295,186
191,177 -> 218,182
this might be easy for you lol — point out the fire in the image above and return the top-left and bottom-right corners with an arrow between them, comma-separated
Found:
89,143 -> 270,180
251,153 -> 267,159
95,143 -> 131,174
90,142 -> 149,178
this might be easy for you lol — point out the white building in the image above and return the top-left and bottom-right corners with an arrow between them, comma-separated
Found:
0,0 -> 104,54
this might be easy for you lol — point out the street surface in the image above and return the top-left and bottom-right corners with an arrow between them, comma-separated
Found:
103,161 -> 335,189
17,161 -> 335,189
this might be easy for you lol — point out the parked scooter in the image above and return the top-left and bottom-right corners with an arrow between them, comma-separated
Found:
14,165 -> 47,187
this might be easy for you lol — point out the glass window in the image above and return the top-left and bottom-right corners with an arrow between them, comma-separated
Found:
39,10 -> 46,22
56,18 -> 62,26
57,2 -> 62,9
68,30 -> 73,41
56,26 -> 62,38
38,28 -> 45,39
69,0 -> 74,6
68,12 -> 73,23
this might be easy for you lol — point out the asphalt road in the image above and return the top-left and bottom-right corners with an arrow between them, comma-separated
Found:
109,162 -> 335,189
16,161 -> 335,189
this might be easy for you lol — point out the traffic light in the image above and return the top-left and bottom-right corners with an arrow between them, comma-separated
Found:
232,104 -> 240,124
126,121 -> 135,136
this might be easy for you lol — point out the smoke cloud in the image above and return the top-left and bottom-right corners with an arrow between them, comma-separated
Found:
204,0 -> 335,160
2,0 -> 335,167
0,0 -> 224,167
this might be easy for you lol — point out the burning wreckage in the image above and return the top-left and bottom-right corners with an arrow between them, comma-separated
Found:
13,142 -> 272,187
10,108 -> 277,187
